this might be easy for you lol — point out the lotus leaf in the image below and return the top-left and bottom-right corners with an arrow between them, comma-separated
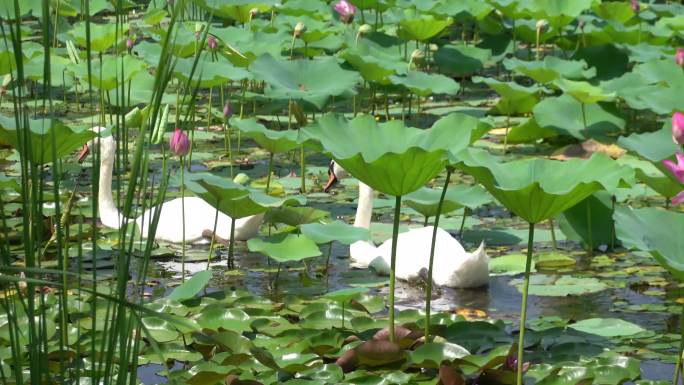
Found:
194,0 -> 276,23
339,38 -> 407,85
173,56 -> 250,88
435,44 -> 492,77
324,287 -> 369,303
247,233 -> 322,263
300,220 -> 371,245
73,54 -> 147,91
615,206 -> 684,281
523,0 -> 594,29
503,56 -> 596,83
554,79 -> 616,104
0,115 -> 95,165
302,113 -> 471,196
405,184 -> 491,219
167,270 -> 212,301
389,71 -> 460,97
409,342 -> 469,368
397,12 -> 453,42
511,275 -> 608,296
250,54 -> 360,109
473,76 -> 543,115
533,95 -> 624,140
569,318 -> 645,337
555,191 -> 617,250
453,148 -> 633,223
69,21 -> 129,52
264,207 -> 329,227
230,118 -> 299,154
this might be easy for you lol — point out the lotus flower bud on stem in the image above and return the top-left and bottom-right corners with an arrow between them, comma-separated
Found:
169,128 -> 190,157
631,0 -> 640,13
334,0 -> 356,24
676,48 -> 684,67
294,22 -> 306,38
223,102 -> 232,119
663,152 -> 684,204
672,112 -> 684,145
207,35 -> 217,50
355,24 -> 372,45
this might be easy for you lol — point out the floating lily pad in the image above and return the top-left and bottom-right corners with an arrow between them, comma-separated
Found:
569,318 -> 645,337
511,275 -> 608,296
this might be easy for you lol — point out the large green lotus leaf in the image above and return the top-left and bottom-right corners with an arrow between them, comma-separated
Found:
409,342 -> 469,369
324,287 -> 370,303
591,1 -> 636,24
223,31 -> 290,67
263,206 -> 329,226
573,44 -> 630,81
250,54 -> 360,109
389,71 -> 459,97
555,191 -> 617,250
533,95 -> 624,140
141,317 -> 180,343
301,113 -> 472,196
194,0 -> 276,23
511,274 -> 608,296
404,184 -> 491,218
230,118 -> 299,153
69,21 -> 129,52
626,85 -> 684,115
435,44 -> 492,77
454,148 -> 633,223
569,318 -> 645,338
503,56 -> 596,83
427,0 -> 494,20
0,115 -> 95,165
340,37 -> 407,85
247,233 -> 322,263
23,53 -> 73,87
278,0 -> 329,17
631,58 -> 684,87
427,112 -> 492,145
167,270 -> 212,301
397,11 -> 453,41
617,125 -> 678,163
523,0 -> 594,29
473,76 -> 542,115
183,172 -> 303,219
553,78 -> 615,104
300,220 -> 371,245
194,304 -> 252,332
507,117 -> 558,143
615,206 -> 684,281
73,54 -> 147,91
616,154 -> 682,198
174,55 -> 250,88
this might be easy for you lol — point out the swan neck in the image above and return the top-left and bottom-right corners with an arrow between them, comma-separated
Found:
97,138 -> 124,229
354,182 -> 374,230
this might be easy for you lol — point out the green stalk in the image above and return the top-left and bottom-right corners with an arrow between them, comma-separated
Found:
581,102 -> 588,139
207,206 -> 220,270
266,152 -> 274,193
549,218 -> 557,250
387,195 -> 402,342
425,168 -> 451,342
300,144 -> 306,193
586,200 -> 593,256
181,157 -> 186,281
228,218 -> 236,269
516,223 -> 535,385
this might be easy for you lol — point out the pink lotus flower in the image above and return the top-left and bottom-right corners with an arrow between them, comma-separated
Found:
631,0 -> 640,13
207,35 -> 217,50
334,0 -> 356,23
126,37 -> 134,50
169,128 -> 190,157
663,152 -> 684,204
673,112 -> 684,145
223,102 -> 232,118
676,48 -> 684,67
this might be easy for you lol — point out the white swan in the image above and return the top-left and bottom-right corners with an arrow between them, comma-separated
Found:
78,127 -> 264,244
324,161 -> 489,288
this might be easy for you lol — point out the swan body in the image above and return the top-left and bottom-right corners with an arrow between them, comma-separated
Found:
327,162 -> 489,288
84,127 -> 264,244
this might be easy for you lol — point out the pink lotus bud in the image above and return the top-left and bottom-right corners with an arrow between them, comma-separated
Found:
223,102 -> 232,118
334,0 -> 356,24
676,48 -> 684,67
126,38 -> 134,50
673,112 -> 684,145
663,152 -> 684,204
207,35 -> 217,50
169,127 -> 190,157
631,0 -> 640,13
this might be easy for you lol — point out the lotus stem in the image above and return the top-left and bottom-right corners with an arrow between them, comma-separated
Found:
388,195 -> 403,342
300,145 -> 306,193
459,207 -> 469,238
517,222 -> 535,385
266,152 -> 274,193
341,301 -> 346,329
504,114 -> 511,154
581,102 -> 588,139
325,242 -> 333,275
229,217 -> 236,269
586,201 -> 593,256
423,216 -> 429,227
425,168 -> 452,342
549,218 -> 557,250
181,157 -> 186,281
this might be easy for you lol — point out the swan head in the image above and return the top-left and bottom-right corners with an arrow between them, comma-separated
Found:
78,126 -> 115,163
324,160 -> 349,192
